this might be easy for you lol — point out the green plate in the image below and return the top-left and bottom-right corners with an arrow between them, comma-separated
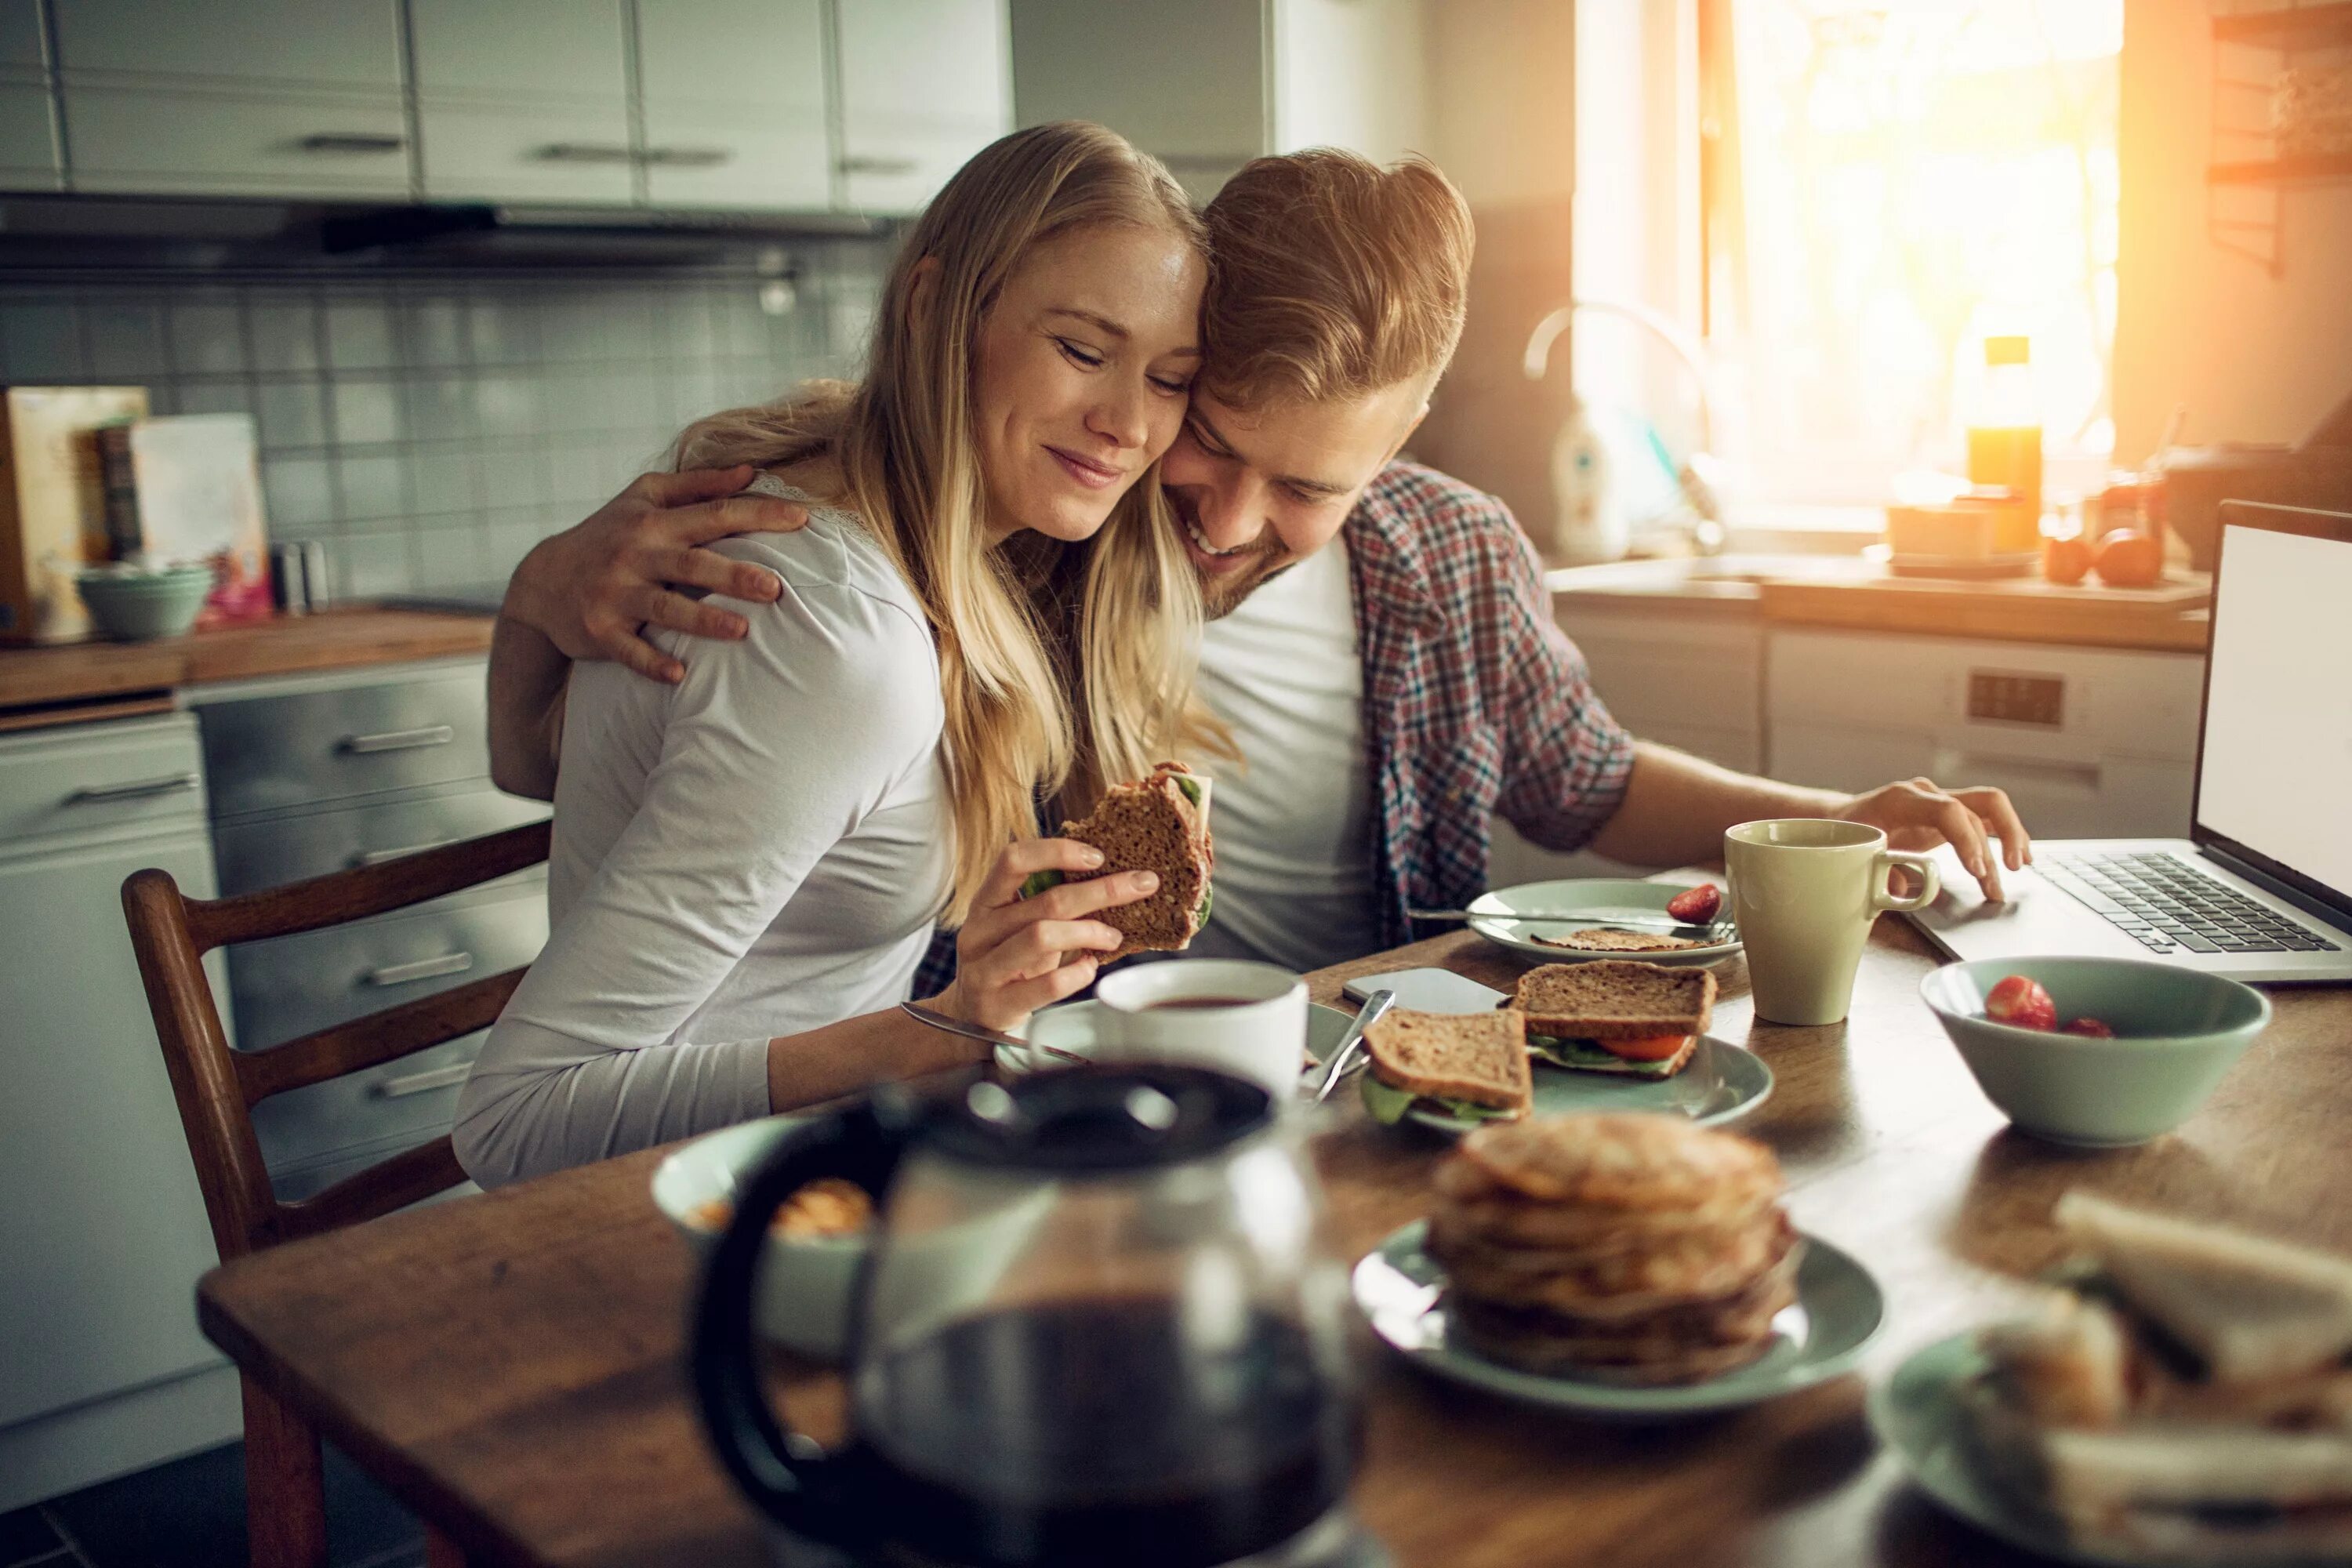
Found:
1388,1036 -> 1773,1137
995,999 -> 1357,1085
1868,1333 -> 2344,1567
1468,878 -> 1739,967
1354,1220 -> 1882,1420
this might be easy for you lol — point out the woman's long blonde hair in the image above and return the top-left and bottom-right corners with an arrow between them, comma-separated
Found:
674,122 -> 1209,924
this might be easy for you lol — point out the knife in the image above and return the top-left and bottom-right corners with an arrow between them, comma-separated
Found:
1407,908 -> 1733,942
899,1002 -> 1093,1068
1312,989 -> 1396,1104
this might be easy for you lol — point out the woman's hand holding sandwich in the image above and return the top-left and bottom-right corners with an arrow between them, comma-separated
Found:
930,837 -> 1159,1031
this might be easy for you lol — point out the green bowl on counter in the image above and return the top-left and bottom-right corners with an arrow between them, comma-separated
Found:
75,563 -> 214,641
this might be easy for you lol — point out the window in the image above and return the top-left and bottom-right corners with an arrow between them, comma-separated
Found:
1701,0 -> 2123,521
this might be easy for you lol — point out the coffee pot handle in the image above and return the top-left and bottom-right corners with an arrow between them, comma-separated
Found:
691,1102 -> 910,1552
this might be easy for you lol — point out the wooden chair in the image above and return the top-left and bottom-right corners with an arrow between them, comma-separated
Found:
122,820 -> 551,1568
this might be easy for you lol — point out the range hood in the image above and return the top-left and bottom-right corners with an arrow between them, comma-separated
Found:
0,193 -> 885,274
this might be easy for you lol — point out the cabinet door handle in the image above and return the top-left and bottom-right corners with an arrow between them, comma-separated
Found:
642,145 -> 732,168
300,132 -> 407,155
838,154 -> 918,176
349,839 -> 456,869
365,951 -> 474,987
374,1062 -> 473,1099
340,725 -> 455,754
535,143 -> 637,165
67,771 -> 201,804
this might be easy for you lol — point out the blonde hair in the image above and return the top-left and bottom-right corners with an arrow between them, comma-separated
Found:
1199,149 -> 1474,411
674,122 -> 1207,924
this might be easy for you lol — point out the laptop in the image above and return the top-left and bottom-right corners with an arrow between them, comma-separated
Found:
1908,500 -> 2352,982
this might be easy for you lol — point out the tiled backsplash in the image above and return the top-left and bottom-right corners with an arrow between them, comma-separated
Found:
0,247 -> 887,600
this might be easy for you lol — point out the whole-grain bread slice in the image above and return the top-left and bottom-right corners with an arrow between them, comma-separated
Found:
1514,960 -> 1715,1042
1364,1007 -> 1530,1114
1048,764 -> 1213,960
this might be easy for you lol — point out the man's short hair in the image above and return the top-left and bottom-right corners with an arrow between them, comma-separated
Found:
1198,148 -> 1475,412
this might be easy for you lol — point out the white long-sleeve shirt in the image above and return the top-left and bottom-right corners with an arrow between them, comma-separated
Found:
455,493 -> 953,1187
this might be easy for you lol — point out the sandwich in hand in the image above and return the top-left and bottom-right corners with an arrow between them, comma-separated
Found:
1020,762 -> 1214,960
1967,1191 -> 2352,1560
1514,961 -> 1716,1080
1360,1007 -> 1532,1125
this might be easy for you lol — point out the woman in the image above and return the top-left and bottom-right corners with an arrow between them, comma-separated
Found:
455,123 -> 1208,1187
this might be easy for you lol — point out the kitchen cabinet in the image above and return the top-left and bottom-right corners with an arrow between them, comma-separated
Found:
835,0 -> 1011,214
1766,630 -> 2204,841
0,0 -> 58,189
53,0 -> 412,198
0,713 -> 239,1512
636,0 -> 830,210
408,0 -> 634,206
1010,0 -> 1426,200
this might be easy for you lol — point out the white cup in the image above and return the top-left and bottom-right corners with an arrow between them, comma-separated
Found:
1092,959 -> 1308,1099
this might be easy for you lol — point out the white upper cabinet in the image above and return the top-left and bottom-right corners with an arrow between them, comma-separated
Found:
836,0 -> 1010,215
408,0 -> 634,205
0,0 -> 57,190
53,0 -> 409,196
636,0 -> 829,210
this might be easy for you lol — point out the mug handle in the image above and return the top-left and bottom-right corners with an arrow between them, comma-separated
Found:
691,1102 -> 910,1552
1871,849 -> 1942,913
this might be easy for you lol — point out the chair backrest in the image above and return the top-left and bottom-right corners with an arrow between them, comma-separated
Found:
122,821 -> 551,1261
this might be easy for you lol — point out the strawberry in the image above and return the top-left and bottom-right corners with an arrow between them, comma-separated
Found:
1985,975 -> 2057,1031
1666,883 -> 1722,924
2061,1017 -> 2117,1038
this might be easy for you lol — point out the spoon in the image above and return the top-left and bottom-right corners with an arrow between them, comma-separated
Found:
898,1002 -> 1093,1069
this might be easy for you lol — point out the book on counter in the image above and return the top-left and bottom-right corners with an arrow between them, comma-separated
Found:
0,385 -> 148,644
98,412 -> 274,627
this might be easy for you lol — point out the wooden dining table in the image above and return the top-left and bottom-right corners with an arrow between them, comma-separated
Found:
196,915 -> 2352,1568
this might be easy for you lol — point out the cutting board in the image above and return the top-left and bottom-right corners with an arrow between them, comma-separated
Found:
1755,571 -> 2211,652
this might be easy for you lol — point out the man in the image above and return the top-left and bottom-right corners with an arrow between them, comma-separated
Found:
492,148 -> 2029,980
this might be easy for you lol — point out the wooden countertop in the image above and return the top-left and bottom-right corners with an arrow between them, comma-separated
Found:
1549,556 -> 2212,653
0,606 -> 495,719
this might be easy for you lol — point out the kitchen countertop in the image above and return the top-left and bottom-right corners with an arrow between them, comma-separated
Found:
1548,553 -> 2212,652
0,605 -> 495,723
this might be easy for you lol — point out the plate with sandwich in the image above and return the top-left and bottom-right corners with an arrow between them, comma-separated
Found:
1465,878 -> 1739,967
1873,1192 -> 2352,1566
1353,1113 -> 1883,1417
1359,962 -> 1771,1134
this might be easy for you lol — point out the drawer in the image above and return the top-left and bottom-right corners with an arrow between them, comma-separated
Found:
252,1028 -> 488,1176
199,669 -> 490,819
0,713 -> 206,848
212,784 -> 549,896
227,883 -> 547,1051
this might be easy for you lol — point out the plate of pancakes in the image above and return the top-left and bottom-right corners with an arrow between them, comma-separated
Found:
1466,879 -> 1740,967
1353,1113 -> 1883,1416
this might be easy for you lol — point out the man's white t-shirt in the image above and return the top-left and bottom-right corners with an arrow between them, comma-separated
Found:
1188,536 -> 1384,973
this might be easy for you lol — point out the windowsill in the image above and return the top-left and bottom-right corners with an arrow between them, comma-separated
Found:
1721,502 -> 1884,556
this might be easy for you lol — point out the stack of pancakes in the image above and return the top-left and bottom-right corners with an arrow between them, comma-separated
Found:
1428,1112 -> 1801,1384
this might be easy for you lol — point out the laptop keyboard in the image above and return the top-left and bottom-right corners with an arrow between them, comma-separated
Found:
2038,850 -> 2341,956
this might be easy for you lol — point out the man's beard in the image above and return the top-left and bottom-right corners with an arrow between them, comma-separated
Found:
1197,549 -> 1296,619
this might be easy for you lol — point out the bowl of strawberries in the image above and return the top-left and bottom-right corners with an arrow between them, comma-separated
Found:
1918,957 -> 2271,1147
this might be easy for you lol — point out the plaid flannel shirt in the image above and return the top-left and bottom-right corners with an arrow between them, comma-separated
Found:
913,459 -> 1635,994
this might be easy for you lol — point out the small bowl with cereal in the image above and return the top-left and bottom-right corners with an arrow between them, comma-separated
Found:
653,1113 -> 1045,1361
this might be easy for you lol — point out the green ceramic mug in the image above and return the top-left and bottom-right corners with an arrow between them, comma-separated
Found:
1726,819 -> 1941,1025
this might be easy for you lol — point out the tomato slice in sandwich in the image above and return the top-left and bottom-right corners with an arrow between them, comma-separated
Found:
1599,1033 -> 1693,1062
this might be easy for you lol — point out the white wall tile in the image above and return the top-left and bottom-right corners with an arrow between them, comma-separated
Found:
86,297 -> 169,378
337,453 -> 408,521
169,300 -> 245,376
254,378 -> 329,451
262,456 -> 336,532
325,299 -> 397,371
331,377 -> 404,445
409,448 -> 483,517
245,291 -> 321,374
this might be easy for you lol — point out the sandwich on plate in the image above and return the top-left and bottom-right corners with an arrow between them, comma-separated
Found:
1359,1007 -> 1532,1125
1514,961 -> 1716,1080
1021,761 -> 1214,960
1966,1191 -> 2352,1560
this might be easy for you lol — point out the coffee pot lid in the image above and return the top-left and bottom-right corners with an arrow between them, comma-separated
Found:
920,1064 -> 1273,1174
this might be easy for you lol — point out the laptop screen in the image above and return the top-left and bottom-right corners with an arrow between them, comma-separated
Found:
2193,506 -> 2352,920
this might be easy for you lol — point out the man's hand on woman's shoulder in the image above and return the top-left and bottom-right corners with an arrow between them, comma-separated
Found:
502,465 -> 807,684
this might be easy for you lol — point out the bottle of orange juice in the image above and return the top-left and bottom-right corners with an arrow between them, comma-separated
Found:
1966,335 -> 2042,553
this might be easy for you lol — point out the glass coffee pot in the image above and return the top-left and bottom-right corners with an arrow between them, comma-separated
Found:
691,1065 -> 1371,1568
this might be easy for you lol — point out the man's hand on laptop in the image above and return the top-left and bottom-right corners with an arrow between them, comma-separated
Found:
502,466 -> 804,684
1836,776 -> 2032,902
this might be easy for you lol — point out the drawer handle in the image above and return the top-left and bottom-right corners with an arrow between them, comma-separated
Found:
642,144 -> 732,168
535,143 -> 637,165
300,132 -> 407,155
67,771 -> 201,804
365,951 -> 474,987
374,1062 -> 473,1099
340,725 -> 455,754
839,154 -> 918,176
350,839 -> 455,869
